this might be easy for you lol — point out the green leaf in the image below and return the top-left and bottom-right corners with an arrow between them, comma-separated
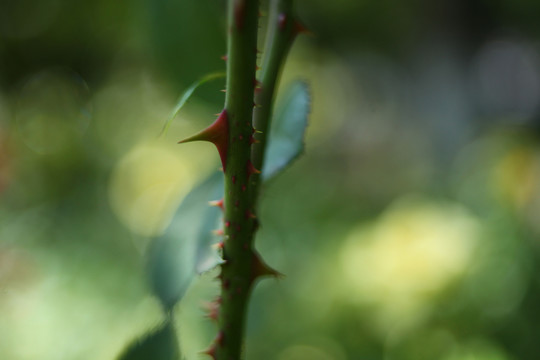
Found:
160,72 -> 226,137
262,81 -> 310,180
147,172 -> 224,311
117,319 -> 180,360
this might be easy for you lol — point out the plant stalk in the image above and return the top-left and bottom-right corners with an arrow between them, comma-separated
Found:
215,0 -> 261,359
212,1 -> 298,359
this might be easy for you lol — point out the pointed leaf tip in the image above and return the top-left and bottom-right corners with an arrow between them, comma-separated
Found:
116,320 -> 180,360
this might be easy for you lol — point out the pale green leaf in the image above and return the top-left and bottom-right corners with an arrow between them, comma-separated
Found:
262,81 -> 310,180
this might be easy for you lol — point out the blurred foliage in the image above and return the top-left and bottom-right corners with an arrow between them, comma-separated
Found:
2,0 -> 540,359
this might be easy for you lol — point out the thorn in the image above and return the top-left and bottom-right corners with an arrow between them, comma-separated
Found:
294,20 -> 312,36
220,89 -> 227,93
278,13 -> 287,30
209,199 -> 224,210
245,210 -> 257,219
212,241 -> 224,250
178,110 -> 229,170
200,345 -> 216,359
234,0 -> 245,29
232,175 -> 237,184
241,184 -> 247,192
212,229 -> 224,236
247,160 -> 261,178
251,250 -> 283,281
215,331 -> 225,347
221,54 -> 228,61
225,221 -> 231,228
253,78 -> 262,88
202,300 -> 220,322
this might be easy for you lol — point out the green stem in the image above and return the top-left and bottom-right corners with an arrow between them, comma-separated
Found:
251,0 -> 297,205
212,1 -> 298,359
216,0 -> 260,359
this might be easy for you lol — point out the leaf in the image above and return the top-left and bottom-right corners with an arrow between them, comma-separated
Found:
262,81 -> 310,180
160,72 -> 226,137
147,172 -> 224,311
117,319 -> 180,360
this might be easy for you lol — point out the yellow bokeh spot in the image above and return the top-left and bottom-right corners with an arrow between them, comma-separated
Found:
340,196 -> 480,332
109,141 -> 205,238
492,146 -> 540,210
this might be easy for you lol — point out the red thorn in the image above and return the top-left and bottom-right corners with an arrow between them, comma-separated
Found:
278,13 -> 287,30
241,184 -> 247,192
238,135 -> 244,140
255,65 -> 261,71
209,199 -> 224,210
212,229 -> 224,236
215,331 -> 225,347
253,78 -> 262,88
225,221 -> 231,228
234,0 -> 245,29
294,20 -> 312,36
201,345 -> 216,359
251,250 -> 283,281
178,110 -> 229,170
232,175 -> 237,184
221,54 -> 228,61
247,160 -> 261,179
245,210 -> 257,219
202,300 -> 220,322
212,241 -> 224,250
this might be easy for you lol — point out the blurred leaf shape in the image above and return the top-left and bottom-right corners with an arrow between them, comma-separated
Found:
117,318 -> 180,360
263,81 -> 310,180
147,171 -> 224,311
160,72 -> 226,137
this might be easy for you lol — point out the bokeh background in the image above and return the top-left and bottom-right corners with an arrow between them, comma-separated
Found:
2,0 -> 540,359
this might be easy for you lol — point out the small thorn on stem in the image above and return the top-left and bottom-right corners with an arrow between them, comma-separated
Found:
209,199 -> 224,210
294,20 -> 312,36
278,13 -> 287,30
245,210 -> 257,219
212,241 -> 224,250
251,250 -> 283,281
200,345 -> 216,359
247,160 -> 261,179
